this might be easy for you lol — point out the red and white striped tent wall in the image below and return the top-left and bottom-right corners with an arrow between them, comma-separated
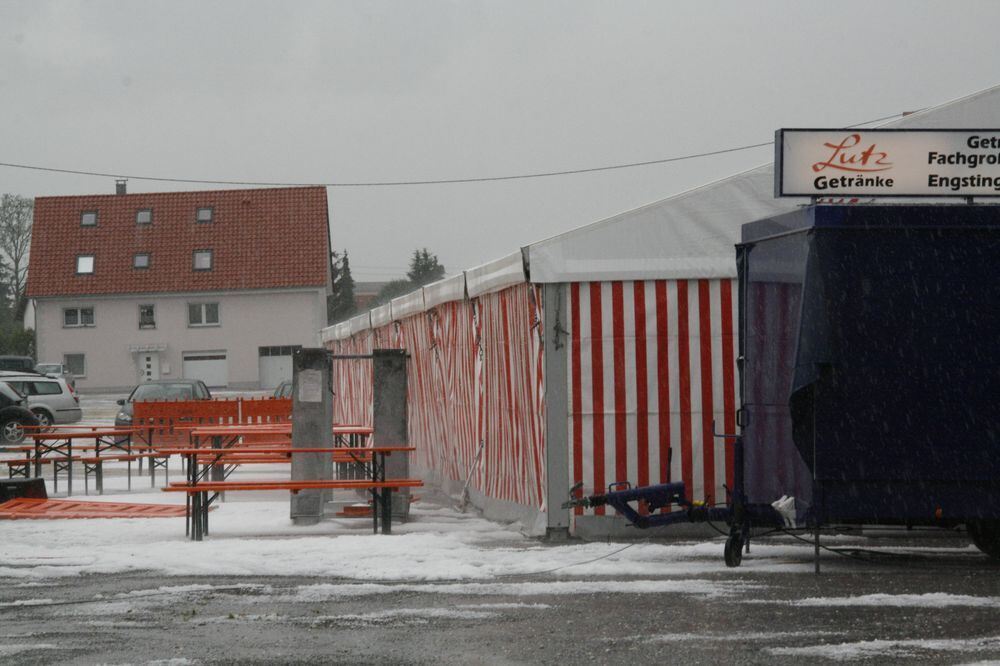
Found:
322,253 -> 548,523
321,85 -> 1000,536
565,278 -> 738,517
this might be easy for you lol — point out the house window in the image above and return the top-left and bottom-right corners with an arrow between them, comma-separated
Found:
80,211 -> 97,227
136,208 -> 153,224
64,353 -> 86,378
63,307 -> 95,328
196,207 -> 214,223
134,253 -> 150,269
76,255 -> 95,274
193,249 -> 213,271
188,302 -> 220,327
139,304 -> 156,329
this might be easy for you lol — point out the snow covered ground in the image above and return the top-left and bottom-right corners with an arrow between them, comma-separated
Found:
3,486 -> 1000,664
3,395 -> 1000,664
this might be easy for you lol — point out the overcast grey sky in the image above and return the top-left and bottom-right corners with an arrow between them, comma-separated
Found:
2,1 -> 1000,281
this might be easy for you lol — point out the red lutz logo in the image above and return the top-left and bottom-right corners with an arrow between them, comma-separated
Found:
811,134 -> 893,173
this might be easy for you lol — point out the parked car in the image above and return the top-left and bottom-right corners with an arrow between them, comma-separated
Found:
34,362 -> 76,389
0,381 -> 41,445
273,380 -> 292,398
0,356 -> 35,373
114,379 -> 213,429
0,372 -> 82,426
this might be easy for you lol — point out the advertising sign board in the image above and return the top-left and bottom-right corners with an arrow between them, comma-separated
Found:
775,129 -> 1000,198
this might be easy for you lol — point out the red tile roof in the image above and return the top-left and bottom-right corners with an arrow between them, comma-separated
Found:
27,186 -> 330,298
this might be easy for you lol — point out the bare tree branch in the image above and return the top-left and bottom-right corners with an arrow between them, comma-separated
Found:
0,194 -> 33,322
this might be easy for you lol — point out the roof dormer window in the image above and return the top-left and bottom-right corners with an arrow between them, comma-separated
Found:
136,208 -> 153,224
76,255 -> 95,274
193,249 -> 213,271
196,207 -> 214,223
81,211 -> 97,227
134,253 -> 150,269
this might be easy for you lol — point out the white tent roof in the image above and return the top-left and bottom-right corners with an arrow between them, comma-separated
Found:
320,320 -> 351,342
391,290 -> 425,320
319,85 -> 1000,340
423,273 -> 467,309
348,312 -> 371,335
526,84 -> 1000,283
465,251 -> 527,297
370,303 -> 392,328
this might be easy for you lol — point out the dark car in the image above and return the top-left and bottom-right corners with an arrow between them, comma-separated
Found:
114,379 -> 213,429
0,356 -> 36,373
0,381 -> 42,445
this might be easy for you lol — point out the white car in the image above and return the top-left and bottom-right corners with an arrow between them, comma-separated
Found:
0,372 -> 82,426
34,362 -> 76,389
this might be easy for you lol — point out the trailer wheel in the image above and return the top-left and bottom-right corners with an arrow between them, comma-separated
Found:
724,533 -> 743,567
967,521 -> 1000,559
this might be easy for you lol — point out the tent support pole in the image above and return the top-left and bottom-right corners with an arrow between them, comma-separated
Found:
543,282 -> 571,540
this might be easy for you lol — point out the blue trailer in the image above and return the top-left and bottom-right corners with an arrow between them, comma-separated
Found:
565,204 -> 1000,567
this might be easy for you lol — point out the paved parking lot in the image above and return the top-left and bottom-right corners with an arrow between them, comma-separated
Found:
2,537 -> 1000,665
3,395 -> 1000,664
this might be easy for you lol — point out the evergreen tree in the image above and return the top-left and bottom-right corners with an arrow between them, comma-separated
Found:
406,248 -> 445,287
327,249 -> 357,324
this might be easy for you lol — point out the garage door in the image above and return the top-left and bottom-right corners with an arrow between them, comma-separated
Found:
258,345 -> 300,390
183,351 -> 228,388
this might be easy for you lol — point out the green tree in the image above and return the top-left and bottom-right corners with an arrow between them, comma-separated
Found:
370,279 -> 417,308
327,249 -> 357,324
0,327 -> 35,356
406,248 -> 445,287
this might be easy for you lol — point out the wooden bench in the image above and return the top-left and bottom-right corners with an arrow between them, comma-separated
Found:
163,478 -> 423,540
5,451 -> 171,494
158,445 -> 415,540
79,452 -> 172,494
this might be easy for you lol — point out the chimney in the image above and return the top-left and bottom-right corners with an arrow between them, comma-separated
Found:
115,179 -> 127,195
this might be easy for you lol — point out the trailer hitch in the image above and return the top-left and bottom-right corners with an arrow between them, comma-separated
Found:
563,481 -> 732,529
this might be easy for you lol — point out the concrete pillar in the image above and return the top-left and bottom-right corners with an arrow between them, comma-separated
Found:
543,283 -> 571,539
372,349 -> 409,520
290,348 -> 333,525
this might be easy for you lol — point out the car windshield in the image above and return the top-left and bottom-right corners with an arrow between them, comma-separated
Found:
36,364 -> 61,374
130,383 -> 195,401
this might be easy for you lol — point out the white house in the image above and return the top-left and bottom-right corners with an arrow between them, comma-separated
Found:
27,186 -> 331,392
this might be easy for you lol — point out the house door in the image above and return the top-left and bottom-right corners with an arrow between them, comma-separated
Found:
139,352 -> 161,383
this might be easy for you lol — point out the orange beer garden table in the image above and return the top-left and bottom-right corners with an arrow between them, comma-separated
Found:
27,428 -> 137,495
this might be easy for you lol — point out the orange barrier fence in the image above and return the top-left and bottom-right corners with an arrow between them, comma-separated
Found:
133,397 -> 292,446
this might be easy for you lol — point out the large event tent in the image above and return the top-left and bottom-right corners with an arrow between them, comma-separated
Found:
321,85 -> 1000,536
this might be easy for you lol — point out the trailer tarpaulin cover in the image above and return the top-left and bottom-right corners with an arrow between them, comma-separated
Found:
568,278 -> 738,514
739,204 -> 1000,525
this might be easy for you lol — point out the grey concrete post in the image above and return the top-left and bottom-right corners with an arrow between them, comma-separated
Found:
290,348 -> 333,525
543,283 -> 571,539
372,349 -> 409,520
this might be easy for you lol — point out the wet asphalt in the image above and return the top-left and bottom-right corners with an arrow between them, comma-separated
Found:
3,536 -> 1000,665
